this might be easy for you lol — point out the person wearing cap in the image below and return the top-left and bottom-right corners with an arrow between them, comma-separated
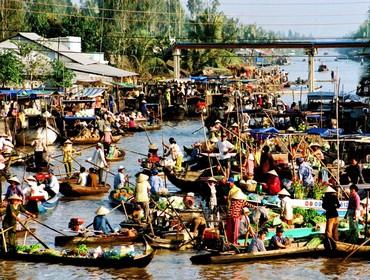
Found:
163,137 -> 183,173
217,134 -> 234,179
77,166 -> 89,186
5,176 -> 24,201
91,143 -> 108,184
268,226 -> 291,250
3,194 -> 36,251
322,186 -> 340,241
278,188 -> 293,225
149,169 -> 164,194
239,207 -> 255,240
135,173 -> 151,222
346,184 -> 361,243
62,139 -> 79,177
247,228 -> 267,253
264,170 -> 282,195
93,206 -> 114,235
113,166 -> 126,189
31,135 -> 47,171
296,157 -> 314,197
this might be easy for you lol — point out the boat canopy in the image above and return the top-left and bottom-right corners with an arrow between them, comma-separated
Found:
250,127 -> 279,139
75,88 -> 105,98
0,89 -> 56,99
306,127 -> 344,137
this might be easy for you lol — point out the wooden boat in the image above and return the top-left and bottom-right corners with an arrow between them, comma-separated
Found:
190,244 -> 325,265
126,124 -> 162,132
59,178 -> 110,197
106,149 -> 126,162
71,135 -> 121,145
163,104 -> 187,121
330,240 -> 370,258
25,194 -> 59,214
54,232 -> 138,246
145,234 -> 188,250
1,242 -> 154,268
16,125 -> 59,146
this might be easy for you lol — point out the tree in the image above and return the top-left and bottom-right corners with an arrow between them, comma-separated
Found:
47,60 -> 75,88
0,52 -> 24,87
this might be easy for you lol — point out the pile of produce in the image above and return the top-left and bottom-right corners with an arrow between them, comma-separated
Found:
24,108 -> 41,116
111,186 -> 134,201
293,207 -> 326,227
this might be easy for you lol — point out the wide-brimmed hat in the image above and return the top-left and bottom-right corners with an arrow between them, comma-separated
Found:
267,170 -> 278,177
104,127 -> 112,132
231,123 -> 238,127
141,100 -> 147,103
325,186 -> 336,193
149,143 -> 158,150
231,189 -> 247,200
208,177 -> 217,182
210,136 -> 219,143
286,127 -> 295,133
8,194 -> 22,201
25,175 -> 37,182
278,188 -> 291,197
214,120 -> 222,124
137,173 -> 149,183
64,139 -> 72,145
95,206 -> 110,215
8,176 -> 20,185
309,143 -> 321,148
187,192 -> 195,197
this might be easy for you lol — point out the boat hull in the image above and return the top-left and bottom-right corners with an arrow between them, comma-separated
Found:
54,233 -> 138,246
59,179 -> 111,197
72,135 -> 121,145
16,126 -> 58,146
331,240 -> 370,258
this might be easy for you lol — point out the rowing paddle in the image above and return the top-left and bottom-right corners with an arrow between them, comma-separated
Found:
17,220 -> 49,249
28,216 -> 67,236
343,237 -> 370,262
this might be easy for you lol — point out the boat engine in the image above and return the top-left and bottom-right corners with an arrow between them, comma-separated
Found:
68,217 -> 84,232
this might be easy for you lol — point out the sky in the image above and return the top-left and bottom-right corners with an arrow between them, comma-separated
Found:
181,0 -> 370,38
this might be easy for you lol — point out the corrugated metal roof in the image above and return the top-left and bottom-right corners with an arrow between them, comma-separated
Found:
66,63 -> 138,78
80,88 -> 105,98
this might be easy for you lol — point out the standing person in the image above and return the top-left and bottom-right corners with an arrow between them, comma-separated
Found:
322,186 -> 340,241
278,188 -> 293,226
62,139 -> 78,177
77,166 -> 89,186
217,134 -> 234,179
2,194 -> 36,251
296,157 -> 314,197
207,177 -> 218,226
149,169 -> 164,194
4,176 -> 23,201
346,184 -> 361,243
140,100 -> 149,118
90,143 -> 108,184
45,170 -> 59,198
93,206 -> 114,235
113,166 -> 126,189
31,135 -> 47,171
102,127 -> 113,156
135,173 -> 151,222
164,137 -> 183,173
345,158 -> 364,184
164,88 -> 171,106
258,145 -> 275,181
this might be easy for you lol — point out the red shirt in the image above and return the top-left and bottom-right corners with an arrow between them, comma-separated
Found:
266,176 -> 281,195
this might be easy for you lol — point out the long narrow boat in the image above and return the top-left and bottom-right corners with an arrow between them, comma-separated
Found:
71,135 -> 121,145
54,232 -> 138,246
106,149 -> 126,162
332,240 -> 370,258
1,243 -> 154,268
59,178 -> 110,197
190,244 -> 325,265
145,234 -> 193,250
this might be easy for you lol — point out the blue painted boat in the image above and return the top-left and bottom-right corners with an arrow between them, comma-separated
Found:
26,194 -> 60,214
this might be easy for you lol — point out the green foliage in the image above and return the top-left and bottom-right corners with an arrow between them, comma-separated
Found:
293,207 -> 326,227
47,60 -> 75,88
312,183 -> 326,200
292,181 -> 307,199
0,52 -> 24,86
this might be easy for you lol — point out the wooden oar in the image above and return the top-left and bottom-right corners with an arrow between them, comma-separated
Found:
27,216 -> 67,236
50,144 -> 96,159
343,237 -> 370,262
17,219 -> 49,249
85,160 -> 114,176
121,148 -> 148,157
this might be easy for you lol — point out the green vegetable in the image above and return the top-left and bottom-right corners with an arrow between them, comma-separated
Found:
306,237 -> 322,248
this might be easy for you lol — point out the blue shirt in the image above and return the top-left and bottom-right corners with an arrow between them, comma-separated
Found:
298,162 -> 314,187
149,175 -> 163,194
247,237 -> 266,253
113,173 -> 125,189
5,185 -> 24,200
93,215 -> 113,234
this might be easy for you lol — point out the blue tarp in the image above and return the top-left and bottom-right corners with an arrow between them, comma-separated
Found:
77,88 -> 105,98
190,76 -> 208,82
250,127 -> 279,140
0,89 -> 55,99
306,127 -> 344,137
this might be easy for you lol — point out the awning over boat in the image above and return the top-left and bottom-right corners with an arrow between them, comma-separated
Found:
250,127 -> 279,139
306,127 -> 344,137
76,88 -> 105,98
0,89 -> 56,99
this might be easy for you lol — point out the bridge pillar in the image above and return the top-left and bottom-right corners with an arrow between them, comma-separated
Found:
306,48 -> 317,92
173,48 -> 181,80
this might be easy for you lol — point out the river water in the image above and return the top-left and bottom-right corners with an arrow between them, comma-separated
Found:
1,57 -> 370,279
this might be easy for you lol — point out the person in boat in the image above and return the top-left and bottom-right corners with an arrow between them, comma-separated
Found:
147,143 -> 161,167
217,134 -> 234,179
296,157 -> 314,198
139,100 -> 149,118
268,226 -> 291,250
93,206 -> 114,235
87,167 -> 99,188
345,158 -> 364,185
96,116 -> 105,138
90,143 -> 108,184
77,166 -> 89,186
241,150 -> 255,179
190,216 -> 207,239
258,145 -> 276,182
23,175 -> 49,201
251,201 -> 269,228
247,228 -> 268,253
2,194 -> 36,251
107,144 -> 122,160
322,185 -> 340,241
4,176 -> 23,201
359,198 -> 370,225
163,137 -> 183,173
135,173 -> 151,222
102,126 -> 113,156
207,177 -> 218,216
45,170 -> 59,198
62,139 -> 79,178
263,169 -> 282,195
345,184 -> 361,243
278,188 -> 293,226
239,207 -> 255,240
128,117 -> 136,130
113,166 -> 126,189
149,169 -> 164,195
164,88 -> 171,106
31,134 -> 47,171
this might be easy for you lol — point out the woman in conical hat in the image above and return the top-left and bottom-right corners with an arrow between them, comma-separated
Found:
279,188 -> 293,225
322,185 -> 340,240
93,206 -> 114,234
62,139 -> 79,177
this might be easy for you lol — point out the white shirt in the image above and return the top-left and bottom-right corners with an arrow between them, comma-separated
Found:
281,196 -> 293,221
49,175 -> 60,194
91,148 -> 107,168
217,140 -> 234,160
78,172 -> 89,186
170,143 -> 183,160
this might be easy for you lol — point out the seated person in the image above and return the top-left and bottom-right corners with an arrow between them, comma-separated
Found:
247,228 -> 268,253
93,206 -> 114,234
239,207 -> 255,239
86,168 -> 99,188
190,216 -> 206,237
268,226 -> 290,250
251,202 -> 269,227
77,167 -> 89,186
